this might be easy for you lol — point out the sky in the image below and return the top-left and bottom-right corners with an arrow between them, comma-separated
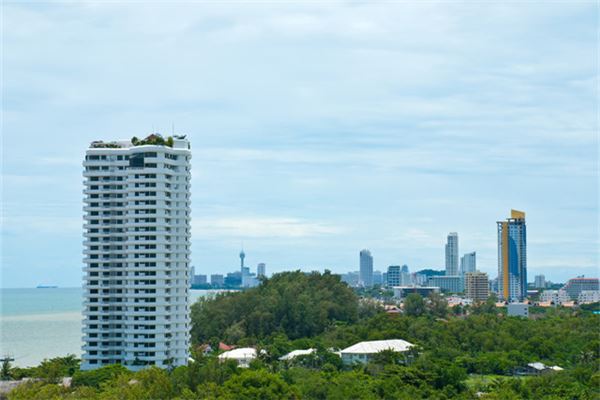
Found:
2,1 -> 598,288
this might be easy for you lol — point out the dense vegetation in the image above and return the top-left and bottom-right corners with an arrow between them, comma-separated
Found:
4,272 -> 599,399
190,271 -> 358,343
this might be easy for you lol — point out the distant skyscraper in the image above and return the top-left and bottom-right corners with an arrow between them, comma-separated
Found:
257,263 -> 266,278
372,270 -> 383,285
534,274 -> 546,289
460,252 -> 476,275
359,250 -> 373,287
465,272 -> 489,302
211,274 -> 224,286
445,233 -> 459,276
400,265 -> 411,285
82,135 -> 191,370
386,265 -> 401,287
497,210 -> 527,302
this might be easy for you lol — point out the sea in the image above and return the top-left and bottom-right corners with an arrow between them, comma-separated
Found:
0,288 -> 223,367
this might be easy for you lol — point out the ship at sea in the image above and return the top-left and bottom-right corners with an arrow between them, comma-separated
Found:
36,285 -> 58,289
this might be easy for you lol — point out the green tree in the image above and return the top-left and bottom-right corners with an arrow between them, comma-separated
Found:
403,294 -> 426,317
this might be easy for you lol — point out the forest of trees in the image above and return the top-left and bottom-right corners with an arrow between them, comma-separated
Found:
4,271 -> 599,399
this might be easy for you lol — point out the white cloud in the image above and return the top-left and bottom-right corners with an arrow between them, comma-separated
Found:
192,216 -> 345,239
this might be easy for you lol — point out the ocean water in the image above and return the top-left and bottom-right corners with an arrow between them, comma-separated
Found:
0,288 -> 221,367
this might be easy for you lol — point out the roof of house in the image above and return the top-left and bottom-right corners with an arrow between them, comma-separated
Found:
528,362 -> 546,370
219,342 -> 235,351
218,347 -> 256,360
279,348 -> 316,361
340,339 -> 413,354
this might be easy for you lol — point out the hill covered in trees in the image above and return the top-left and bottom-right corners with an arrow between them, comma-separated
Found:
190,271 -> 359,344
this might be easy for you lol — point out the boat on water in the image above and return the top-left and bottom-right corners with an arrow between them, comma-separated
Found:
36,285 -> 58,289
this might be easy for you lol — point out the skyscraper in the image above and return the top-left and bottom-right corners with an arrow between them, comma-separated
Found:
445,232 -> 459,276
257,263 -> 266,278
460,252 -> 476,275
82,134 -> 191,370
359,250 -> 373,287
497,210 -> 527,302
534,274 -> 546,289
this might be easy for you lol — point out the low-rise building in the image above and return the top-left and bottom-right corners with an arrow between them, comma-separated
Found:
562,277 -> 599,300
507,303 -> 529,317
540,289 -> 569,305
218,348 -> 257,368
393,286 -> 440,299
428,275 -> 463,293
578,290 -> 600,304
340,339 -> 413,365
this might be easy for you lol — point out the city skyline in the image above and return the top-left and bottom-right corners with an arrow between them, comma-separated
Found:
3,2 -> 598,288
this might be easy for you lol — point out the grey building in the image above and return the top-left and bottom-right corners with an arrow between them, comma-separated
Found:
428,275 -> 463,293
257,263 -> 266,278
534,274 -> 546,289
460,252 -> 476,275
359,249 -> 374,287
211,274 -> 224,286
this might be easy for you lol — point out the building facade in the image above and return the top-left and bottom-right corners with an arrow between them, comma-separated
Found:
562,277 -> 599,300
539,289 -> 570,305
497,210 -> 527,302
393,286 -> 440,299
578,290 -> 600,304
445,232 -> 459,276
82,135 -> 191,370
386,265 -> 401,287
210,274 -> 224,286
534,274 -> 546,289
359,250 -> 374,287
428,275 -> 463,293
460,252 -> 476,275
464,271 -> 489,302
257,263 -> 266,278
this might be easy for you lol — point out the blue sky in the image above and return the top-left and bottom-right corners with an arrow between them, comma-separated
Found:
2,1 -> 598,288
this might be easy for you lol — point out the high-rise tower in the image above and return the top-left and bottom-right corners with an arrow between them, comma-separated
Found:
239,250 -> 245,270
445,232 -> 459,276
359,250 -> 373,287
82,134 -> 191,370
460,252 -> 476,275
497,210 -> 527,302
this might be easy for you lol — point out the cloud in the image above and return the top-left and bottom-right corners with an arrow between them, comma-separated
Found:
192,216 -> 345,239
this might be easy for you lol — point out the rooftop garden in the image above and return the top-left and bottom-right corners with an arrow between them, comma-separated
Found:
131,134 -> 174,147
89,141 -> 123,149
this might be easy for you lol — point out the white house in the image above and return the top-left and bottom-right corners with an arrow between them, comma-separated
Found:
218,348 -> 257,368
279,348 -> 316,361
340,339 -> 413,365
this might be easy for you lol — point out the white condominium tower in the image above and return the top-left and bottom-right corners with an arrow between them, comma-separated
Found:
82,134 -> 191,371
445,232 -> 459,276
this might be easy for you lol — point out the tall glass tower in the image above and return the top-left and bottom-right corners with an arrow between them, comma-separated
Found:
359,249 -> 373,287
82,134 -> 191,370
497,210 -> 527,302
